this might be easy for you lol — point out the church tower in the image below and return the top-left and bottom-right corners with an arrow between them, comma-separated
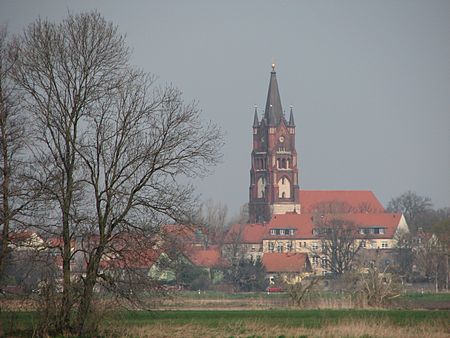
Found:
248,64 -> 300,222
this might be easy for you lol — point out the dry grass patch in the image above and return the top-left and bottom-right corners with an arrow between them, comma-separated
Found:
103,319 -> 450,338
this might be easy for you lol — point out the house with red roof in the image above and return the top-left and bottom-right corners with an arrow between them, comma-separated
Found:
262,252 -> 312,284
223,223 -> 266,260
225,212 -> 409,275
7,230 -> 45,251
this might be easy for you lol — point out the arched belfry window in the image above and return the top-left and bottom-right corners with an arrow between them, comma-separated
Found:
257,176 -> 266,198
278,176 -> 291,198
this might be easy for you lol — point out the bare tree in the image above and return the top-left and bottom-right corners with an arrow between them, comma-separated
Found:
315,217 -> 363,275
286,276 -> 320,307
75,70 -> 222,332
393,231 -> 414,282
387,191 -> 433,233
195,199 -> 228,247
432,218 -> 450,291
12,13 -> 130,331
0,26 -> 33,281
357,262 -> 401,307
414,234 -> 448,292
223,203 -> 250,261
12,12 -> 222,335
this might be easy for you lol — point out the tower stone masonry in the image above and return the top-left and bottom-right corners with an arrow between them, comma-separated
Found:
248,65 -> 300,222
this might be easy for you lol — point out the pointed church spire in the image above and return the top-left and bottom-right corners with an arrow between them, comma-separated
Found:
288,105 -> 295,126
264,64 -> 283,126
253,106 -> 259,127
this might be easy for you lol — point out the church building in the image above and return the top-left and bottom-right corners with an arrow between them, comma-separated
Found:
249,65 -> 386,222
249,64 -> 300,222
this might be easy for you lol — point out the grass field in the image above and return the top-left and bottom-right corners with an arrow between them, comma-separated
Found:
157,290 -> 450,310
2,309 -> 449,337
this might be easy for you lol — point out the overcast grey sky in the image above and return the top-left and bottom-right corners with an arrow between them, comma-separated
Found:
1,0 -> 449,216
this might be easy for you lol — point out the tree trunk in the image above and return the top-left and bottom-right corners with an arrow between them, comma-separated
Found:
445,253 -> 449,292
435,265 -> 438,293
76,245 -> 104,335
60,152 -> 75,332
0,124 -> 9,278
60,207 -> 72,332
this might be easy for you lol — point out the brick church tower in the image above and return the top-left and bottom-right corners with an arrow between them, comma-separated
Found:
248,65 -> 300,222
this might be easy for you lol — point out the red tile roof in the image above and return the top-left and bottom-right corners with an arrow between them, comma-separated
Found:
267,213 -> 403,240
101,249 -> 160,269
8,230 -> 42,243
268,214 -> 316,239
184,245 -> 223,268
299,190 -> 385,214
162,224 -> 200,245
262,252 -> 311,273
224,223 -> 267,244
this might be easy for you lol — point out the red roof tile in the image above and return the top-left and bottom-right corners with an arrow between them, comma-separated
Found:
299,190 -> 385,214
184,245 -> 223,268
267,213 -> 403,239
262,252 -> 311,273
101,249 -> 160,269
224,223 -> 267,244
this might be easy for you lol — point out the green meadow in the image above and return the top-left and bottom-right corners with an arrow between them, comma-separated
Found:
2,309 -> 449,337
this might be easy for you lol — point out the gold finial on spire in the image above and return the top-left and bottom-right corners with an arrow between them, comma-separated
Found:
271,58 -> 276,71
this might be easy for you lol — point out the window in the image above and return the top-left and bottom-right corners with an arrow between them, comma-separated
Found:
279,229 -> 285,235
321,258 -> 328,269
361,240 -> 366,248
270,229 -> 276,235
312,242 -> 318,250
381,241 -> 388,248
303,242 -> 306,247
312,256 -> 320,265
379,228 -> 385,234
277,243 -> 283,253
251,245 -> 256,252
289,229 -> 294,236
287,241 -> 293,252
268,242 -> 274,252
